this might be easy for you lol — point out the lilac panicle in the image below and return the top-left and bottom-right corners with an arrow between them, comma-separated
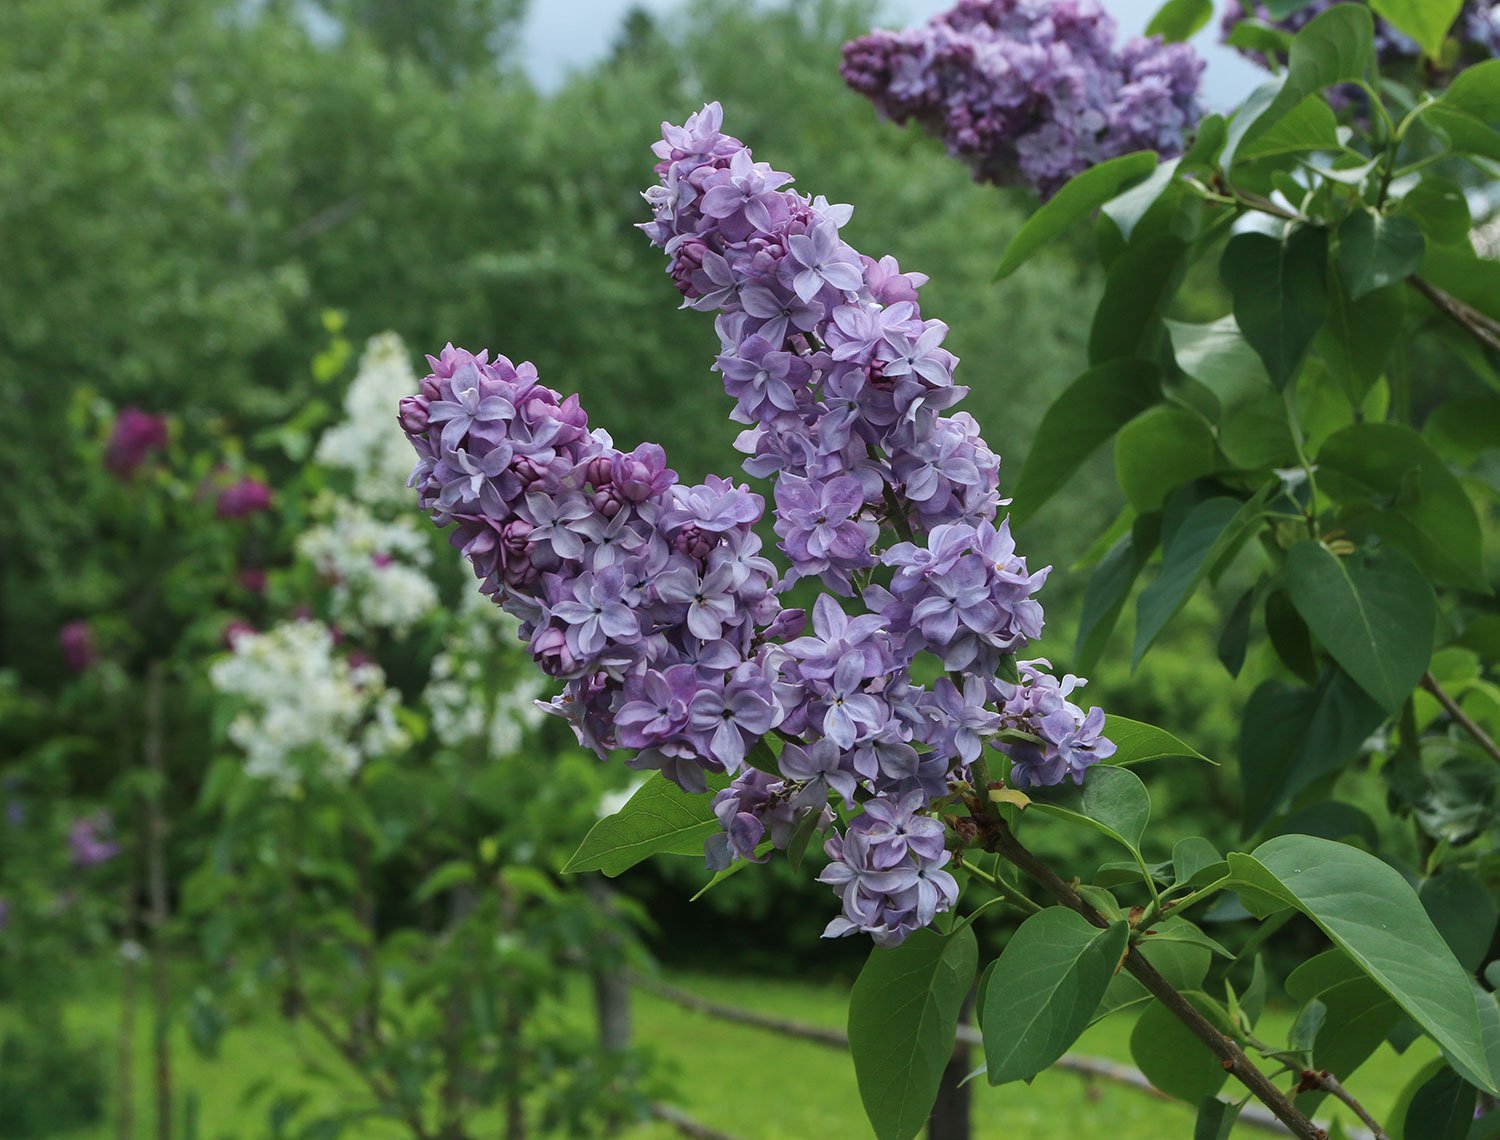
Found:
105,407 -> 169,479
840,0 -> 1204,199
402,101 -> 1117,948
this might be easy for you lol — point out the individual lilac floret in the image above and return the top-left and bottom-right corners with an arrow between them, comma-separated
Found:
994,660 -> 1117,788
841,0 -> 1204,198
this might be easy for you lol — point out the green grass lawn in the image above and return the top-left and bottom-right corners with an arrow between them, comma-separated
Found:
44,967 -> 1433,1139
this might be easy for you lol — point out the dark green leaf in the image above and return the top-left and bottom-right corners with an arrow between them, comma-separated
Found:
1076,513 -> 1162,673
1104,716 -> 1213,766
1421,243 -> 1500,324
1131,996 -> 1231,1102
1134,488 -> 1271,664
981,909 -> 1128,1085
1370,0 -> 1462,57
1238,670 -> 1386,834
1166,315 -> 1272,407
1316,279 -> 1403,407
1317,421 -> 1489,591
785,806 -> 822,872
1425,60 -> 1500,159
1285,540 -> 1436,714
1172,837 -> 1226,890
1425,396 -> 1500,466
1405,1066 -> 1476,1140
1396,178 -> 1472,244
848,925 -> 979,1140
1269,801 -> 1380,848
1028,764 -> 1151,854
1227,834 -> 1496,1093
1089,235 -> 1189,365
563,772 -> 729,876
1220,226 -> 1330,388
1421,871 -> 1498,974
1146,0 -> 1213,40
994,151 -> 1160,280
1265,588 -> 1319,683
1195,1098 -> 1240,1140
1218,584 -> 1257,677
1115,407 -> 1219,513
1011,359 -> 1160,524
1289,998 -> 1329,1051
1338,212 -> 1425,299
1239,95 -> 1341,159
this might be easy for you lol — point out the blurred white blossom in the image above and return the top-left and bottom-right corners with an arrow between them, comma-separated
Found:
297,496 -> 439,635
423,592 -> 548,755
211,620 -> 407,789
316,332 -> 422,506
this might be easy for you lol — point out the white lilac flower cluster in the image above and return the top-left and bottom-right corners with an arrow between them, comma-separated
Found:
401,105 -> 1116,946
296,496 -> 440,636
316,332 -> 426,506
210,620 -> 407,790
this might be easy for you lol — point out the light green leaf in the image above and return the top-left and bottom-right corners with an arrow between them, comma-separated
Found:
1105,716 -> 1213,767
414,860 -> 476,904
994,151 -> 1159,280
1115,407 -> 1219,513
1220,226 -> 1330,389
1166,315 -> 1272,407
1172,837 -> 1226,890
981,909 -> 1128,1085
1337,212 -> 1425,299
1146,0 -> 1214,40
1239,94 -> 1341,159
849,925 -> 979,1140
1011,360 -> 1159,524
1101,159 -> 1181,240
1370,0 -> 1462,59
1226,834 -> 1495,1093
1028,764 -> 1151,855
563,772 -> 728,876
1285,540 -> 1436,714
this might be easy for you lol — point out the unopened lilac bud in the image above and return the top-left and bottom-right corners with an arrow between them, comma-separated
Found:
612,443 -> 675,503
672,524 -> 714,560
531,624 -> 578,677
585,456 -> 614,488
398,394 -> 430,434
672,237 -> 711,298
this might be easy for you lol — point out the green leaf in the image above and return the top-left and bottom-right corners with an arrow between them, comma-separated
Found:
1166,315 -> 1272,406
1285,540 -> 1436,714
1338,212 -> 1425,299
1075,514 -> 1162,673
1131,996 -> 1231,1103
1220,226 -> 1330,388
1316,279 -> 1403,407
1238,671 -> 1386,834
1405,1066 -> 1476,1140
980,909 -> 1128,1085
1028,764 -> 1151,855
1194,1098 -> 1241,1140
1370,0 -> 1462,59
1421,243 -> 1500,324
414,860 -> 476,904
1146,0 -> 1213,40
1101,159 -> 1181,241
1011,360 -> 1159,524
1105,716 -> 1212,767
1134,487 -> 1271,664
1396,178 -> 1472,244
1233,5 -> 1375,152
563,772 -> 728,876
1425,395 -> 1500,466
1421,870 -> 1499,974
1115,407 -> 1219,513
786,807 -> 822,873
1425,61 -> 1500,161
1172,837 -> 1226,890
1265,587 -> 1319,683
1239,95 -> 1341,159
1218,584 -> 1257,677
848,925 -> 979,1140
1226,834 -> 1496,1093
994,151 -> 1159,280
1089,235 -> 1189,365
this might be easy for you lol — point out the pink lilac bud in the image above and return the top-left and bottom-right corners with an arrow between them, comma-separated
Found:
105,408 -> 169,479
58,621 -> 97,674
398,394 -> 431,434
216,478 -> 273,520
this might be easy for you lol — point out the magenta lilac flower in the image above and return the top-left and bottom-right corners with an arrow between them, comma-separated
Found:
105,407 -> 169,479
58,620 -> 97,675
403,102 -> 1117,946
216,478 -> 273,520
841,0 -> 1204,199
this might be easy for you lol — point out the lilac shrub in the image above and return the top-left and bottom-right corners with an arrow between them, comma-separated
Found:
840,0 -> 1203,198
401,103 -> 1116,946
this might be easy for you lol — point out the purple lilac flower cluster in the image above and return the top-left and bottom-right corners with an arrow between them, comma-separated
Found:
402,104 -> 1117,946
840,0 -> 1203,199
68,812 -> 119,868
105,407 -> 168,479
1222,0 -> 1500,67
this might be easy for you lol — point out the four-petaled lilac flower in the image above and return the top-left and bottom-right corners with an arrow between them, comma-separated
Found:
787,220 -> 866,302
426,364 -> 515,451
549,568 -> 639,658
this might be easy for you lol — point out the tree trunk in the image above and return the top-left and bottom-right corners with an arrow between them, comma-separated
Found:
586,877 -> 632,1053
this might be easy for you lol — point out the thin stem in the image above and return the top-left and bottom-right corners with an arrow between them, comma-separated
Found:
1304,1070 -> 1390,1139
1422,672 -> 1500,766
976,814 -> 1323,1140
1163,874 -> 1231,917
956,858 -> 1042,915
1283,386 -> 1322,540
1410,276 -> 1500,355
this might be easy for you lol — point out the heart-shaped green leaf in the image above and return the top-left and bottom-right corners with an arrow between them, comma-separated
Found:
1221,227 -> 1329,388
1337,212 -> 1425,299
1285,540 -> 1435,714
